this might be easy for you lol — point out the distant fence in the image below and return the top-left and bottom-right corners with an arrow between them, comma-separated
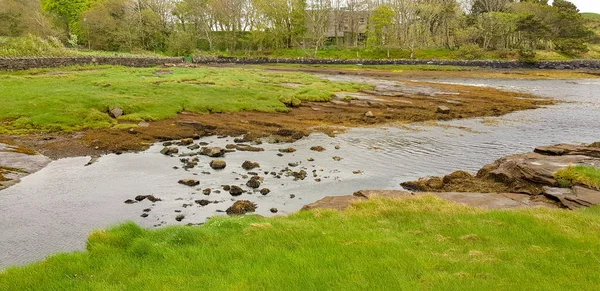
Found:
2,55 -> 600,70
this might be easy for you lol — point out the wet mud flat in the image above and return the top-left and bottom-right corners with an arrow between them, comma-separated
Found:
1,77 -> 600,269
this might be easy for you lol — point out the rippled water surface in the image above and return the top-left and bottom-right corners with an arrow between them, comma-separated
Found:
1,78 -> 599,268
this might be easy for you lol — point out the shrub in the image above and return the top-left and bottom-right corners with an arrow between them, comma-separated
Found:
0,35 -> 72,57
456,44 -> 485,60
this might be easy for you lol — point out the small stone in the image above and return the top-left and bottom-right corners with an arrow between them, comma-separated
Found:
260,188 -> 271,195
222,185 -> 231,191
242,161 -> 260,170
124,199 -> 136,204
201,147 -> 225,157
135,195 -> 147,201
335,145 -> 340,150
195,199 -> 211,206
290,194 -> 296,199
365,111 -> 375,118
210,160 -> 227,170
279,147 -> 296,153
315,178 -> 321,182
163,141 -> 174,146
310,146 -> 326,152
141,213 -> 149,218
246,179 -> 261,189
109,107 -> 124,118
270,208 -> 278,213
277,153 -> 284,157
437,106 -> 451,114
187,144 -> 200,150
178,179 -> 200,186
288,162 -> 299,167
353,170 -> 364,174
307,158 -> 315,162
229,185 -> 243,196
178,138 -> 194,146
203,188 -> 211,195
143,208 -> 151,212
176,214 -> 185,221
333,156 -> 342,161
160,147 -> 179,155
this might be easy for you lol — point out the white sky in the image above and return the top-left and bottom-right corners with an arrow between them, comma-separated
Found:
554,0 -> 600,13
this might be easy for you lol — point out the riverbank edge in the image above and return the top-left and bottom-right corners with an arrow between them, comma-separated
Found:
2,56 -> 600,70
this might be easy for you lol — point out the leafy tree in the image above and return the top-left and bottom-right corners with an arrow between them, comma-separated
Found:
552,0 -> 590,55
367,4 -> 394,57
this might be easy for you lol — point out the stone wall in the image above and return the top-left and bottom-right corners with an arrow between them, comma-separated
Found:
2,55 -> 600,70
193,56 -> 600,70
0,56 -> 185,70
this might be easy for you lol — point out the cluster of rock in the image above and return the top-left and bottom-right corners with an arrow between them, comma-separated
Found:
400,142 -> 600,210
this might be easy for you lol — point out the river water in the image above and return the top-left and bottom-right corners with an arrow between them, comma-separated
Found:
1,77 -> 599,269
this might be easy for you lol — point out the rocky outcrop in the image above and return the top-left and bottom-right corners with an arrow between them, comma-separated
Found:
477,152 -> 599,194
401,142 -> 600,209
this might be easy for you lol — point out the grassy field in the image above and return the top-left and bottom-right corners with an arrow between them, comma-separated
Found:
0,66 -> 370,134
1,196 -> 599,290
555,165 -> 600,189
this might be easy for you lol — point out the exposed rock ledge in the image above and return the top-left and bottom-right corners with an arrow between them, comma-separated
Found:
0,143 -> 51,190
302,190 -> 556,211
305,142 -> 600,211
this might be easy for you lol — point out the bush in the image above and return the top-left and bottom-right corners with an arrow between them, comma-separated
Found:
456,44 -> 485,60
0,35 -> 72,57
518,49 -> 537,63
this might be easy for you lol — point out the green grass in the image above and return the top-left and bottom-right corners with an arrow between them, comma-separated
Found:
554,165 -> 600,189
1,196 -> 599,290
0,66 -> 371,134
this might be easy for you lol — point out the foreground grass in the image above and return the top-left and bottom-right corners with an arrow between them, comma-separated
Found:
0,66 -> 370,134
555,165 -> 600,189
1,196 -> 599,290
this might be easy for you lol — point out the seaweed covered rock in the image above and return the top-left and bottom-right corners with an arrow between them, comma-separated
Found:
226,200 -> 257,215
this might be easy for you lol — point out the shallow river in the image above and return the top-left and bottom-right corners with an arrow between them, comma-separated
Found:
1,77 -> 599,268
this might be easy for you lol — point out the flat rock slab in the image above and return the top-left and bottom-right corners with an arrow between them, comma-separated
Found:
479,152 -> 600,192
535,144 -> 600,158
302,190 -> 554,211
301,195 -> 366,211
543,186 -> 600,209
0,143 -> 51,190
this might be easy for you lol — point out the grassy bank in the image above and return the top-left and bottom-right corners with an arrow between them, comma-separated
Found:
555,165 -> 600,189
1,196 -> 599,290
0,66 -> 369,134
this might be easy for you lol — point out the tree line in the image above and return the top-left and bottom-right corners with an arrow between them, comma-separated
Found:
0,0 -> 592,57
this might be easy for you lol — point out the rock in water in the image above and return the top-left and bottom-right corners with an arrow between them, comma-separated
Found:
201,147 -> 225,157
178,138 -> 194,146
178,179 -> 200,186
310,146 -> 326,152
246,179 -> 261,189
229,186 -> 243,196
210,160 -> 227,170
279,147 -> 296,153
109,107 -> 124,118
226,200 -> 257,215
260,188 -> 271,195
437,106 -> 450,114
160,147 -> 179,155
242,161 -> 260,170
270,208 -> 278,213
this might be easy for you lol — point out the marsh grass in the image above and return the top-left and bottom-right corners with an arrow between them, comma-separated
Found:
554,165 -> 600,189
0,66 -> 371,134
1,196 -> 599,290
